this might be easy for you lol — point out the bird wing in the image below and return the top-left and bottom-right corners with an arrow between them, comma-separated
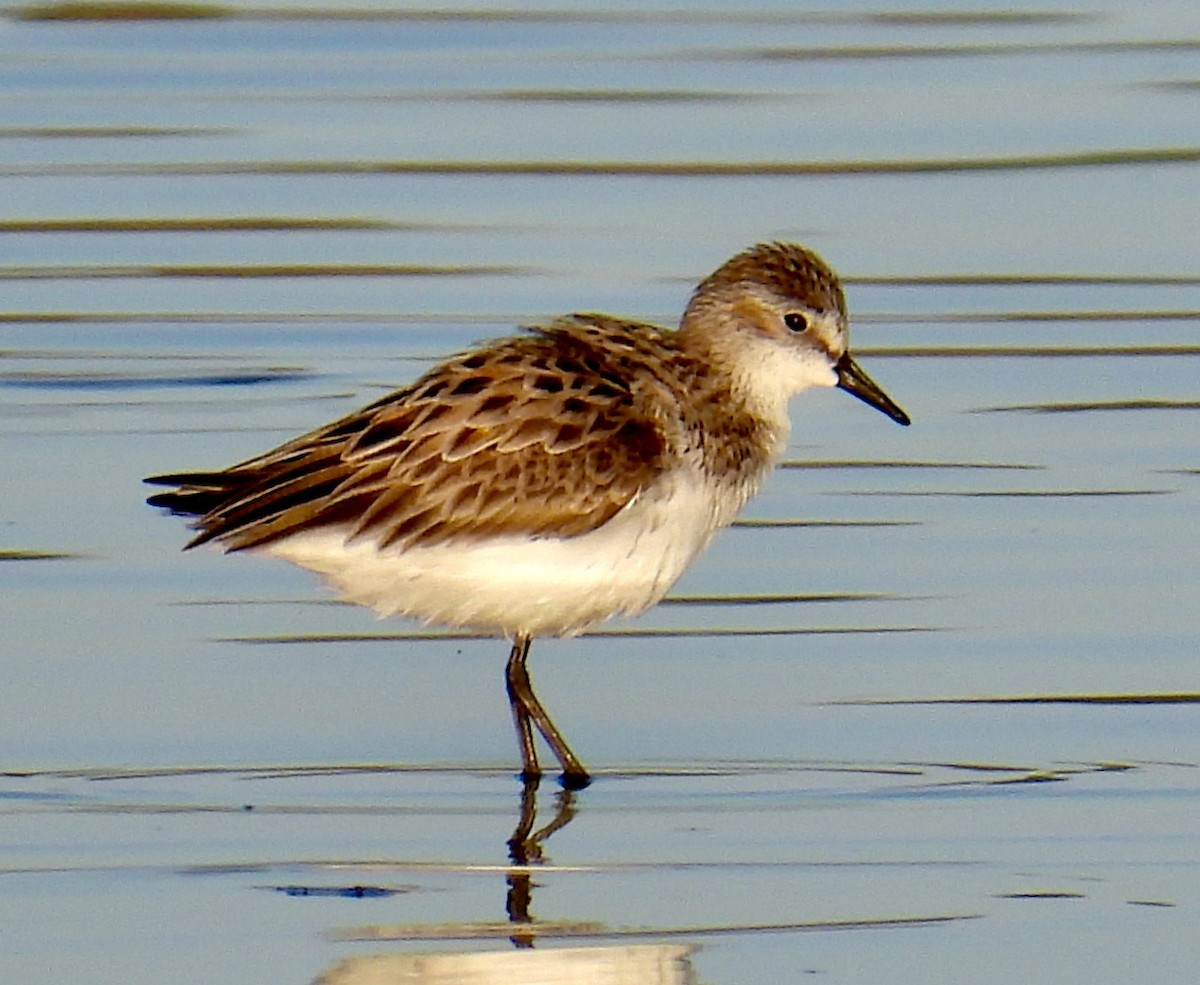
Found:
146,316 -> 685,552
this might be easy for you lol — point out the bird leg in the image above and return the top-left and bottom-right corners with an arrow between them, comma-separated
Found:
505,634 -> 590,788
505,635 -> 540,779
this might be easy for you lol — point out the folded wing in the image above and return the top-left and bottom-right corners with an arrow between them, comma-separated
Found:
146,317 -> 682,552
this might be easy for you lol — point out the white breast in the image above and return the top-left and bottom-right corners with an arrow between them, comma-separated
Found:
263,467 -> 749,638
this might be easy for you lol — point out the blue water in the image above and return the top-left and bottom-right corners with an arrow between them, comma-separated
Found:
1,3 -> 1198,983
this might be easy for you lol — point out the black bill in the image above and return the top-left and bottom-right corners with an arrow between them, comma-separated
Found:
835,353 -> 910,426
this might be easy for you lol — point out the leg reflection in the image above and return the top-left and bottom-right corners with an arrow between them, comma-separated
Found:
505,774 -> 579,947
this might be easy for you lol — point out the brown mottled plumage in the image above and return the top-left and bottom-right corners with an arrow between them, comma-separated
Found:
150,314 -> 767,553
147,242 -> 909,787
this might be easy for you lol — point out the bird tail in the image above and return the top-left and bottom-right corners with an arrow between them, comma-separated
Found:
144,472 -> 250,519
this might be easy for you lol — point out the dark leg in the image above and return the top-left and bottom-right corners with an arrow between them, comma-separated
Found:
505,635 -> 540,780
504,634 -> 590,788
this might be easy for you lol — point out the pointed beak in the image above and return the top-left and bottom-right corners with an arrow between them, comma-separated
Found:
835,353 -> 910,426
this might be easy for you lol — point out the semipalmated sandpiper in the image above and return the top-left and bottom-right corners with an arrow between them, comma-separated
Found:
147,242 -> 909,787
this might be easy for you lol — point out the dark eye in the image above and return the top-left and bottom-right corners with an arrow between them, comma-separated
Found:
784,312 -> 810,333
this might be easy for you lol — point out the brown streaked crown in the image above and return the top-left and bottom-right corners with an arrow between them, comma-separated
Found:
689,241 -> 846,319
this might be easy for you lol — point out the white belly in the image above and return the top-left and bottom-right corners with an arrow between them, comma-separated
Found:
262,471 -> 743,638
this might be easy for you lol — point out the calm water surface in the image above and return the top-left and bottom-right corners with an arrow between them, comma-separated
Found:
1,2 -> 1198,983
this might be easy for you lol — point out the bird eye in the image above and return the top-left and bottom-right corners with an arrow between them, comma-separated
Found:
784,312 -> 810,333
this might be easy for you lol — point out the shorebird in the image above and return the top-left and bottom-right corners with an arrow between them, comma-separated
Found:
146,242 -> 909,788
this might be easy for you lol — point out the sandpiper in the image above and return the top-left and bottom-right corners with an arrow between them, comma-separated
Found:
146,242 -> 909,788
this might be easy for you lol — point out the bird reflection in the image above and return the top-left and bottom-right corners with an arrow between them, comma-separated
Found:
312,778 -> 696,985
506,775 -> 579,947
313,942 -> 695,985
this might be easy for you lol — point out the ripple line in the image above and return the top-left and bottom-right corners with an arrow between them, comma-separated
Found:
4,147 -> 1197,178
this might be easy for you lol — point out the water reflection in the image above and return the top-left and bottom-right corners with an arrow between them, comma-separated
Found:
313,942 -> 696,985
506,777 -> 579,947
314,778 -> 696,985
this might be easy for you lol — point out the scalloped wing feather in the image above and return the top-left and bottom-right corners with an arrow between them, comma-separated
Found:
152,317 -> 688,553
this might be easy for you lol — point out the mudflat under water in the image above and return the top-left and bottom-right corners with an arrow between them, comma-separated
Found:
1,3 -> 1198,983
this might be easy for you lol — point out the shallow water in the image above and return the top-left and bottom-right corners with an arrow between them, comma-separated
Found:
1,2 -> 1198,983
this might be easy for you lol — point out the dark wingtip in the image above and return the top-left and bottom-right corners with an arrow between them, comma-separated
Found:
145,490 -> 182,511
143,475 -> 227,539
